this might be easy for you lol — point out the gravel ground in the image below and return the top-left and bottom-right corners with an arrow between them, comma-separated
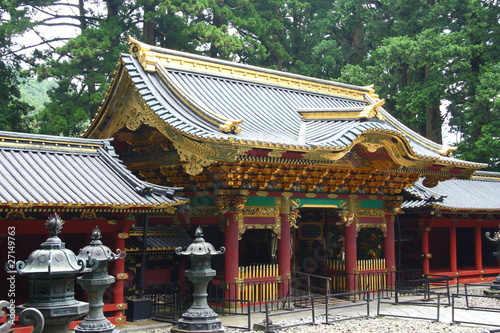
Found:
115,288 -> 500,333
225,315 -> 493,333
453,288 -> 500,308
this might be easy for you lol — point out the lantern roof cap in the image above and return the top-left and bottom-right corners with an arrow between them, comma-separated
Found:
77,226 -> 126,263
13,214 -> 85,275
175,226 -> 225,256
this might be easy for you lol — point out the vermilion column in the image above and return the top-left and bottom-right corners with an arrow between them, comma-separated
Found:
113,219 -> 133,321
421,227 -> 430,275
450,224 -> 457,273
345,220 -> 357,291
224,212 -> 239,300
278,212 -> 291,298
475,225 -> 483,271
384,216 -> 396,288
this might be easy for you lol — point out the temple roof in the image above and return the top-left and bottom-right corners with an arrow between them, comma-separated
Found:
402,171 -> 500,211
125,226 -> 193,252
84,38 -> 486,177
0,131 -> 187,212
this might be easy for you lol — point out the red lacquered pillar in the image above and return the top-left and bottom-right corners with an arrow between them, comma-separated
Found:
224,212 -> 239,300
450,224 -> 458,281
475,224 -> 483,271
421,226 -> 431,275
278,212 -> 291,298
384,215 -> 396,289
345,220 -> 357,292
113,219 -> 133,322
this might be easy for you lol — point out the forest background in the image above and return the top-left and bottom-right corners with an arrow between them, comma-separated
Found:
0,0 -> 498,170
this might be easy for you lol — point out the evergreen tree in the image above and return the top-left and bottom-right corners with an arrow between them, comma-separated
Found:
0,1 -> 35,132
2,0 -> 498,170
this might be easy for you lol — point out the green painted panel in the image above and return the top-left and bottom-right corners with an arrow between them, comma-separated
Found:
359,199 -> 384,209
246,196 -> 276,207
190,196 -> 216,207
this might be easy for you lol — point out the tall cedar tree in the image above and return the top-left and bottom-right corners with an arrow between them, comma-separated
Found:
3,0 -> 499,170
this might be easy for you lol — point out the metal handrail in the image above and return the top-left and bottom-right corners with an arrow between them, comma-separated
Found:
292,270 -> 332,295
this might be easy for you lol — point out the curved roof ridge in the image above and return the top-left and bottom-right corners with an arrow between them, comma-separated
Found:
128,36 -> 373,100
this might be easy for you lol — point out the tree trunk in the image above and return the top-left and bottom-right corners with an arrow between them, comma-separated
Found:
425,105 -> 442,144
143,3 -> 156,44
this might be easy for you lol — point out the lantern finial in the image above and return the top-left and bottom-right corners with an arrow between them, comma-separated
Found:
46,213 -> 63,236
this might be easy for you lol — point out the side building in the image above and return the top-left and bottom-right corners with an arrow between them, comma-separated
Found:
83,37 -> 487,302
0,130 -> 187,327
401,171 -> 500,284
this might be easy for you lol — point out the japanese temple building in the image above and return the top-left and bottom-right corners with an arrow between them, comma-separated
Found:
81,37 -> 493,301
0,130 -> 186,327
400,171 -> 500,284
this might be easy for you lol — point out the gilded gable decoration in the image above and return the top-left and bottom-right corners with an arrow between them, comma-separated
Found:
358,98 -> 386,120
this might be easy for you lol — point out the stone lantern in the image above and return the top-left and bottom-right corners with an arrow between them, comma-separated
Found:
74,226 -> 126,333
171,226 -> 226,333
485,227 -> 500,296
9,214 -> 89,333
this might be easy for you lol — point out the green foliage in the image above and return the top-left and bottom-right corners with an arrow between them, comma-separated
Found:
0,62 -> 33,132
19,77 -> 56,113
1,0 -> 498,170
0,1 -> 38,133
453,63 -> 500,170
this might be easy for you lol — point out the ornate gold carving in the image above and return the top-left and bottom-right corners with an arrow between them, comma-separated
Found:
358,99 -> 386,120
215,195 -> 248,214
125,112 -> 143,131
268,150 -> 286,158
115,317 -> 126,324
219,120 -> 242,134
385,201 -> 403,214
242,207 -> 279,216
118,233 -> 130,239
360,140 -> 384,153
189,207 -> 221,217
116,303 -> 127,310
357,223 -> 387,235
80,211 -> 97,220
437,146 -> 458,157
303,150 -> 348,162
165,206 -> 177,214
6,211 -> 26,220
357,209 -> 385,217
422,176 -> 440,188
177,150 -> 216,176
116,273 -> 129,280
381,138 -> 415,167
288,210 -> 301,228
339,210 -> 358,227
237,217 -> 282,240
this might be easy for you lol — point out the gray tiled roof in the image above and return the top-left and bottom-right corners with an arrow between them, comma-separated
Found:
0,131 -> 186,210
119,53 -> 482,168
403,172 -> 500,211
125,227 -> 193,252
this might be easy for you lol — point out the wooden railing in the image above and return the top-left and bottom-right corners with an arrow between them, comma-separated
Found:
238,264 -> 280,302
327,259 -> 387,292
